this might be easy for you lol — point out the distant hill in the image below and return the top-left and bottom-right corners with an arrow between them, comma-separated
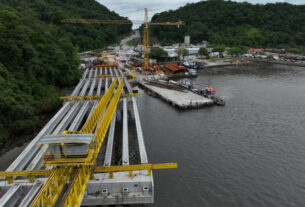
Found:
0,0 -> 131,142
150,0 -> 305,48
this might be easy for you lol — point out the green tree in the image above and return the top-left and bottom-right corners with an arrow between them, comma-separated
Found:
213,45 -> 226,57
0,0 -> 131,143
199,47 -> 208,57
176,48 -> 188,60
149,48 -> 168,60
150,0 -> 305,49
229,47 -> 246,56
267,55 -> 273,60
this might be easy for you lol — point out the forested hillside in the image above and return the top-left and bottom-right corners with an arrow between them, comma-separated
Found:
150,0 -> 305,48
0,0 -> 131,142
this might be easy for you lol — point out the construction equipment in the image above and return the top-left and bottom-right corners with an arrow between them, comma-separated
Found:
62,8 -> 184,69
0,10 -> 182,205
0,75 -> 177,206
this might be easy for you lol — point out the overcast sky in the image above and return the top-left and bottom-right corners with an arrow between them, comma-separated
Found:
99,0 -> 304,26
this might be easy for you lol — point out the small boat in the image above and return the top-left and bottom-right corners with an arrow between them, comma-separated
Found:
202,87 -> 225,106
177,78 -> 193,89
211,96 -> 225,106
182,61 -> 205,69
188,69 -> 197,76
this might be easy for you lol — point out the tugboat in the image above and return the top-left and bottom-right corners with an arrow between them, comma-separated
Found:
182,60 -> 205,70
203,87 -> 225,106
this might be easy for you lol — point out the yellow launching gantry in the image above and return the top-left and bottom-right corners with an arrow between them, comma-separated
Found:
61,8 -> 184,69
0,78 -> 177,207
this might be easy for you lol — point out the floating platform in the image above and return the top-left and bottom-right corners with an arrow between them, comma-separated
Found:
138,80 -> 213,109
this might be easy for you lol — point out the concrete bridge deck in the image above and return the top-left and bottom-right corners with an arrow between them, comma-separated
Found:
0,67 -> 153,206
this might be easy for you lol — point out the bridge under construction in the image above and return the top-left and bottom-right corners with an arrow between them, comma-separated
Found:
0,65 -> 176,206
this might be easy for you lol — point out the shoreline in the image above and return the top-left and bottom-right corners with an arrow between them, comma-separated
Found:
1,59 -> 302,154
0,111 -> 56,155
161,58 -> 305,69
246,58 -> 305,67
202,58 -> 305,68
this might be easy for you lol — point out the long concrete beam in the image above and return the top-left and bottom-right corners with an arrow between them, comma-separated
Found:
80,79 -> 90,96
121,67 -> 148,163
3,66 -> 153,207
103,111 -> 116,166
97,78 -> 102,96
88,69 -> 93,79
82,68 -> 89,79
71,79 -> 85,97
18,184 -> 42,207
6,102 -> 71,171
88,69 -> 97,96
0,185 -> 21,207
53,102 -> 81,134
132,96 -> 148,164
68,101 -> 90,131
122,97 -> 129,165
27,102 -> 81,170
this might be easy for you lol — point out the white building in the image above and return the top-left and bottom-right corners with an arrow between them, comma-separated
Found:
184,36 -> 190,46
163,48 -> 178,57
186,47 -> 199,55
210,52 -> 220,57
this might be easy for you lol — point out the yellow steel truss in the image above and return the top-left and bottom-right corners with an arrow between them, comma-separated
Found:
0,169 -> 53,184
96,74 -> 121,78
126,72 -> 137,79
96,163 -> 178,178
96,64 -> 115,67
60,93 -> 139,102
30,167 -> 74,207
0,75 -> 177,206
80,78 -> 117,134
0,163 -> 177,184
59,166 -> 91,207
59,79 -> 124,207
92,79 -> 123,153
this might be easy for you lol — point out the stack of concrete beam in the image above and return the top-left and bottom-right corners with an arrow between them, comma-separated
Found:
0,66 -> 153,206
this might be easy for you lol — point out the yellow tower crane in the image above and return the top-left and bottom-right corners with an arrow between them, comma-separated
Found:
0,9 -> 181,207
62,8 -> 184,69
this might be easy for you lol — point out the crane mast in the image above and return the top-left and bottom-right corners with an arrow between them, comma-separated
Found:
62,8 -> 184,69
0,9 -> 183,207
143,8 -> 150,69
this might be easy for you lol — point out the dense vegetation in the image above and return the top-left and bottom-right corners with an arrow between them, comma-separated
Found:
0,0 -> 131,142
149,48 -> 168,60
150,0 -> 305,49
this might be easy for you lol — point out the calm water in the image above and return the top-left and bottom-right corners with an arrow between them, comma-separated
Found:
1,63 -> 305,206
138,63 -> 305,207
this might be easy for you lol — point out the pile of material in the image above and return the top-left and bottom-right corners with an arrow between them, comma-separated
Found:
145,80 -> 186,92
164,64 -> 187,74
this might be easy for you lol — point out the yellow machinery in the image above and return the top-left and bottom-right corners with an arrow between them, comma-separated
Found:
62,8 -> 184,69
0,9 -> 182,206
33,78 -> 124,206
0,78 -> 177,207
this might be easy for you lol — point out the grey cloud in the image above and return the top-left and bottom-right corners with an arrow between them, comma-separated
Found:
98,0 -> 304,27
99,0 -> 201,20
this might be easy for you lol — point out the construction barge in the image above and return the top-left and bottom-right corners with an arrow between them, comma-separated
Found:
137,80 -> 213,110
176,79 -> 225,106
